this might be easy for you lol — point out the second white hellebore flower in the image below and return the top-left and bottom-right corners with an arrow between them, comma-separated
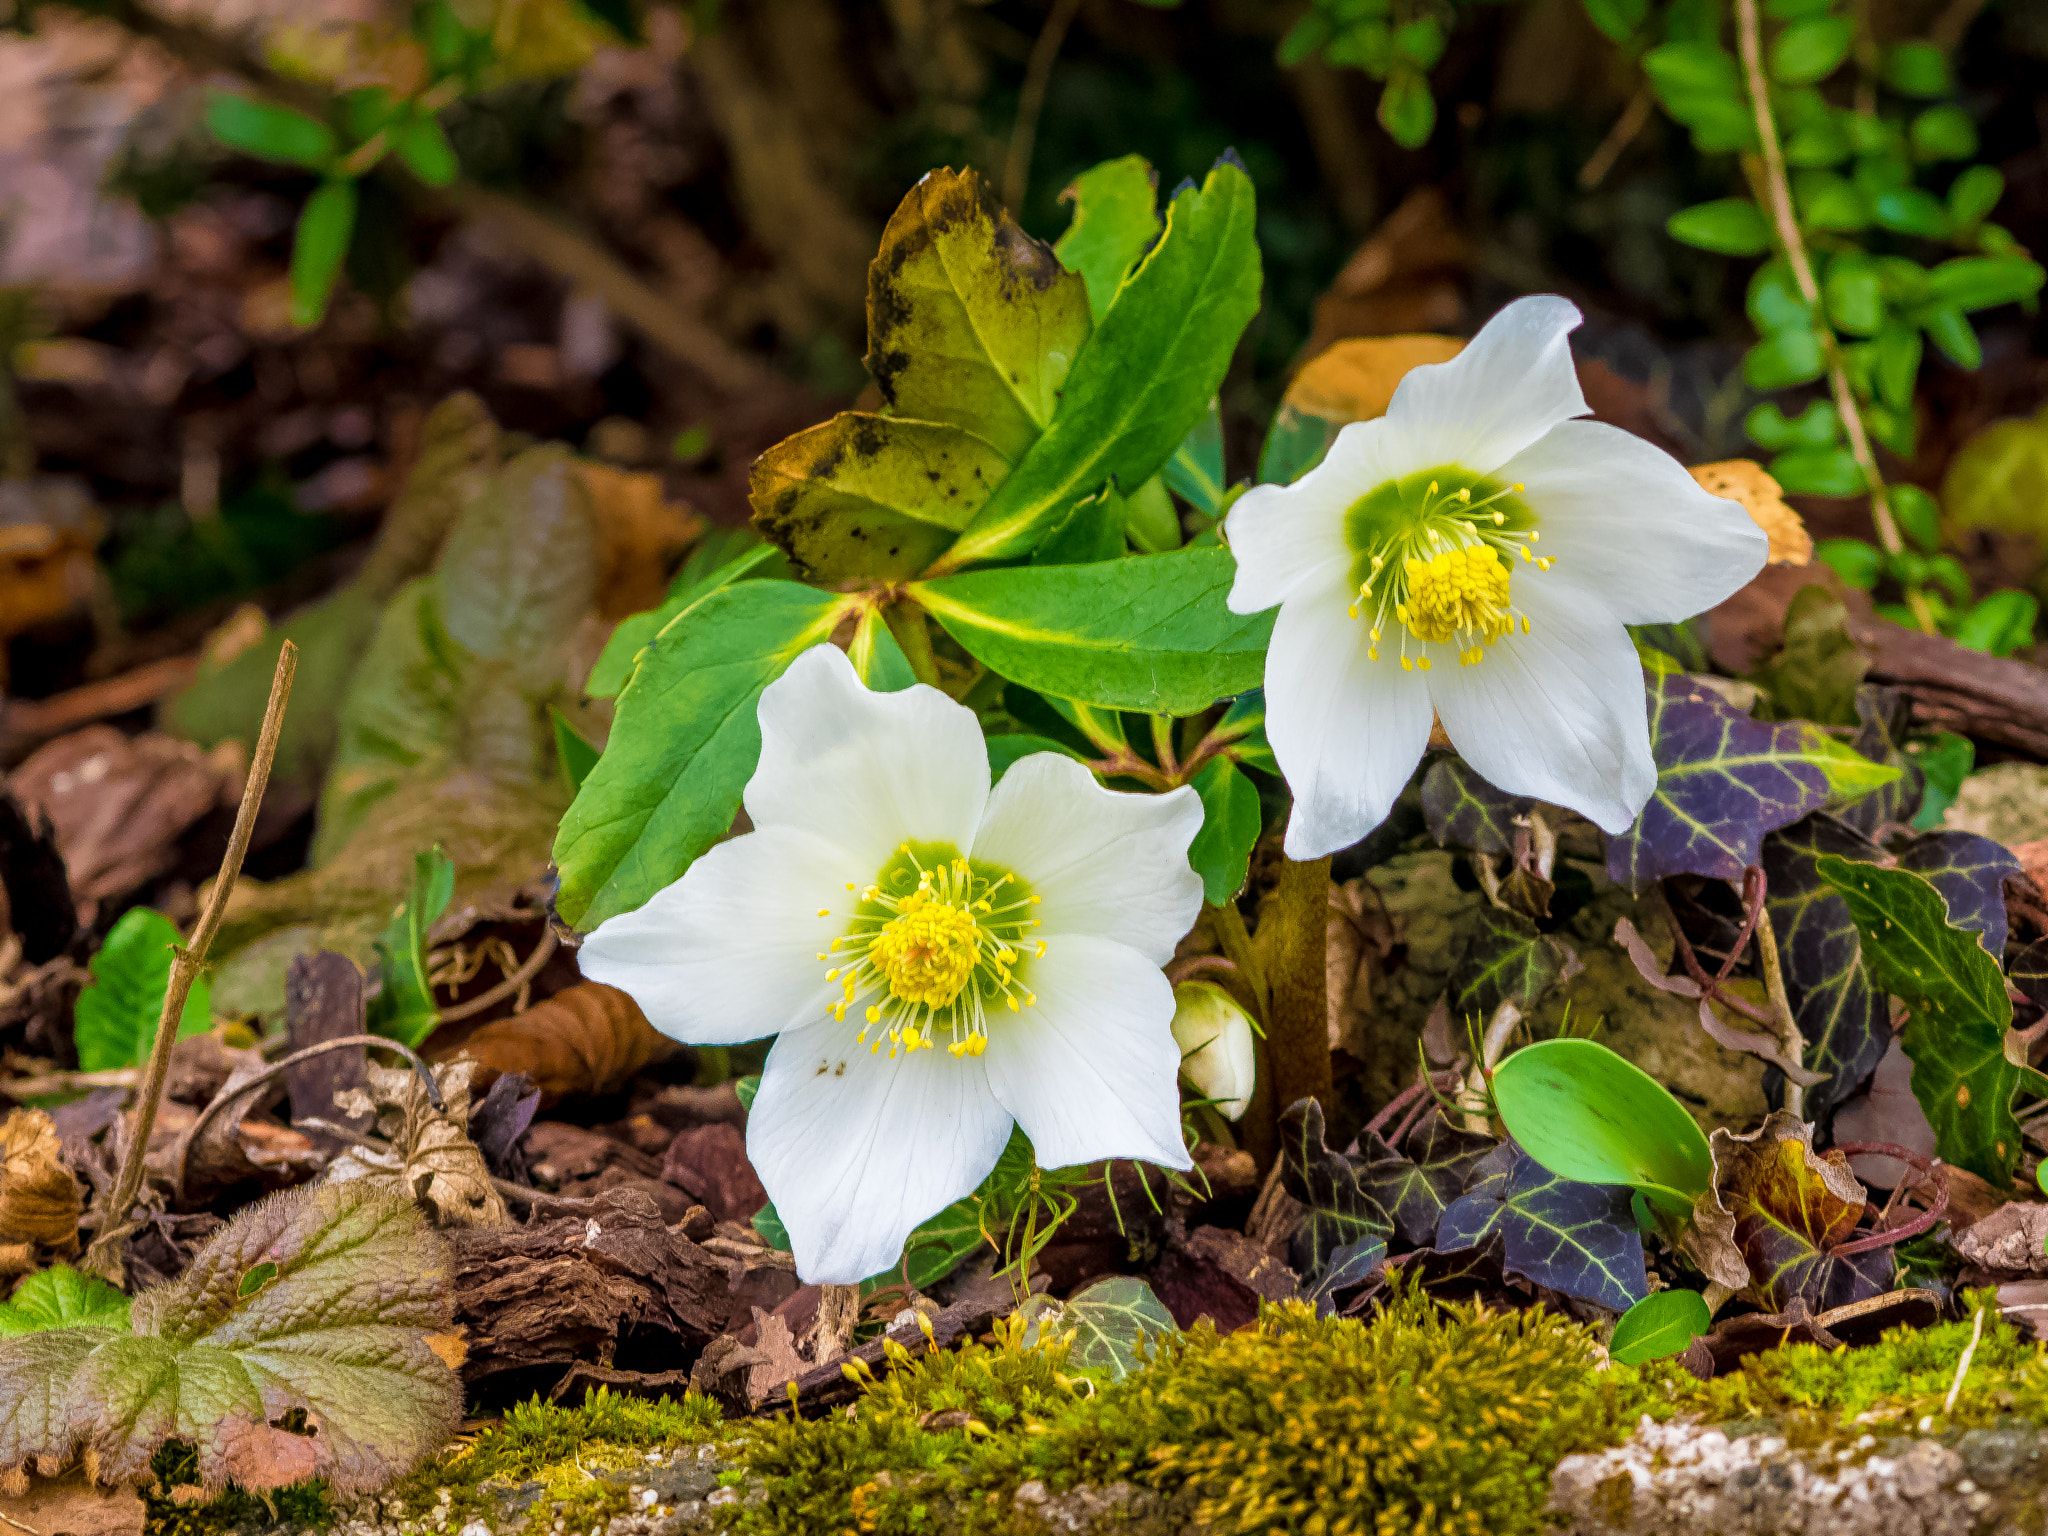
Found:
578,644 -> 1204,1285
1226,295 -> 1769,859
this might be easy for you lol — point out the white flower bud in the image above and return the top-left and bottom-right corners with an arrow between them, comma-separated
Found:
1170,981 -> 1258,1121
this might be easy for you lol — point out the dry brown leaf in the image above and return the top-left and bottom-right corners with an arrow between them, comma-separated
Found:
0,1109 -> 81,1256
1306,188 -> 1468,355
326,1059 -> 507,1229
1285,335 -> 1466,426
422,1327 -> 469,1371
1690,460 -> 1812,566
446,981 -> 679,1103
0,1471 -> 145,1536
0,479 -> 101,642
575,462 -> 706,621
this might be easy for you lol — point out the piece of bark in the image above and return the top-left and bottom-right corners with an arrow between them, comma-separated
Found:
1953,1200 -> 2048,1275
283,952 -> 369,1149
450,1185 -> 735,1395
633,1081 -> 748,1133
523,1120 -> 690,1219
0,956 -> 87,1065
662,1122 -> 767,1224
749,1290 -> 1011,1419
549,1363 -> 699,1405
0,786 -> 77,962
1152,1225 -> 1302,1334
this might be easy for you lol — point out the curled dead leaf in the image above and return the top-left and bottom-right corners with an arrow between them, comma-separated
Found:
575,462 -> 706,621
0,1110 -> 81,1258
444,981 -> 679,1104
326,1059 -> 507,1229
1690,460 -> 1812,566
1285,335 -> 1465,427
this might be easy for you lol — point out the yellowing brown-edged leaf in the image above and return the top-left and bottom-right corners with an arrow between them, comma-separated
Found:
1691,460 -> 1812,565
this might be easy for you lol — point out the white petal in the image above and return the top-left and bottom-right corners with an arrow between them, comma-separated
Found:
577,825 -> 855,1045
1383,295 -> 1588,475
983,935 -> 1190,1172
747,1020 -> 1014,1285
1263,576 -> 1436,859
1497,420 -> 1770,623
969,755 -> 1204,966
746,643 -> 989,872
1426,576 -> 1654,833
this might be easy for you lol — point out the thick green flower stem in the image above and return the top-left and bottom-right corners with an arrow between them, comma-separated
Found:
1731,0 -> 1937,636
882,599 -> 943,688
1263,854 -> 1335,1137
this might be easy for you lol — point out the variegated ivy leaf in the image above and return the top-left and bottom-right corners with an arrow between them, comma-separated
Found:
1435,1141 -> 1648,1314
1420,757 -> 1537,856
1606,673 -> 1893,890
1278,1099 -> 1392,1279
1446,906 -> 1580,1021
0,1181 -> 461,1495
1356,1111 -> 1496,1248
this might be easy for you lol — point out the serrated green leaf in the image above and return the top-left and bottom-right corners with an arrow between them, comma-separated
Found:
1187,756 -> 1262,904
367,847 -> 455,1048
553,582 -> 854,929
1054,154 -> 1162,320
74,909 -> 211,1073
0,1268 -> 132,1337
865,168 -> 1091,464
1608,1290 -> 1711,1365
911,546 -> 1272,715
0,1181 -> 460,1495
749,413 -> 1011,582
1815,855 -> 2032,1183
937,158 -> 1262,570
550,707 -> 601,795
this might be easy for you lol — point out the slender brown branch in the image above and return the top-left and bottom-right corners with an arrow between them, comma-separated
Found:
1668,915 -> 1777,1027
1732,0 -> 1934,632
1745,871 -> 1807,1117
1002,0 -> 1084,213
84,641 -> 297,1280
1579,83 -> 1654,190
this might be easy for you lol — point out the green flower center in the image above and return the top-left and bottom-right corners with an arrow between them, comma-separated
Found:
816,842 -> 1042,1061
1342,465 -> 1553,669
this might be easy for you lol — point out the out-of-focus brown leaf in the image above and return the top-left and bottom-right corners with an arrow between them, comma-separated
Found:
0,1109 -> 80,1261
0,479 -> 100,642
445,981 -> 678,1103
1305,189 -> 1467,359
9,728 -> 241,906
0,1470 -> 144,1536
327,1060 -> 507,1230
1285,335 -> 1466,428
1691,460 -> 1812,566
575,461 -> 705,620
1327,878 -> 1395,1060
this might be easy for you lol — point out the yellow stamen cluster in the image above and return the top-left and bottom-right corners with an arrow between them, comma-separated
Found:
815,847 -> 1043,1062
1345,476 -> 1553,669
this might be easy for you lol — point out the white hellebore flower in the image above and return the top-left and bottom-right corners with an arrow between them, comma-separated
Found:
1170,981 -> 1257,1121
1225,294 -> 1769,860
578,644 -> 1204,1285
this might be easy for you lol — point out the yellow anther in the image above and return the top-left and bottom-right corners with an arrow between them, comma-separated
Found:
1402,655 -> 1414,671
1418,656 -> 1432,672
866,1005 -> 882,1024
817,908 -> 831,917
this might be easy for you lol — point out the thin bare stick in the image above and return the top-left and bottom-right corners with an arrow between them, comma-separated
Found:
1732,0 -> 1935,633
436,927 -> 559,1024
1579,83 -> 1654,190
1944,1301 -> 1986,1414
1747,878 -> 1808,1117
1002,0 -> 1084,213
82,642 -> 297,1279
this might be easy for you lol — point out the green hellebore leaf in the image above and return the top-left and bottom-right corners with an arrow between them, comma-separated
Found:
1162,399 -> 1227,518
551,707 -> 601,795
938,157 -> 1262,571
1666,199 -> 1772,257
911,546 -> 1272,715
586,538 -> 785,699
0,1267 -> 132,1338
1123,475 -> 1184,553
1769,16 -> 1851,84
553,581 -> 854,929
748,413 -> 1011,583
1054,154 -> 1162,320
1490,1038 -> 1713,1224
987,733 -> 1087,781
288,179 -> 357,328
1608,1289 -> 1712,1365
368,846 -> 455,1049
864,168 -> 1091,465
846,607 -> 917,691
203,90 -> 336,170
1187,756 -> 1262,904
1815,855 -> 2036,1185
73,908 -> 212,1073
1207,689 -> 1278,775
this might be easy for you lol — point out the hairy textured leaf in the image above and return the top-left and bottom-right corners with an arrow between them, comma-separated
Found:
940,158 -> 1261,568
1437,1143 -> 1649,1313
912,547 -> 1272,714
1052,1276 -> 1177,1380
1608,1290 -> 1712,1365
1054,154 -> 1161,320
749,414 -> 1011,583
1278,1099 -> 1392,1277
0,1268 -> 131,1337
73,908 -> 211,1073
1447,907 -> 1578,1020
0,1182 -> 460,1495
1355,1111 -> 1495,1248
1606,673 -> 1852,889
1421,757 -> 1537,855
552,582 -> 853,929
865,168 -> 1091,464
1816,855 -> 2034,1184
